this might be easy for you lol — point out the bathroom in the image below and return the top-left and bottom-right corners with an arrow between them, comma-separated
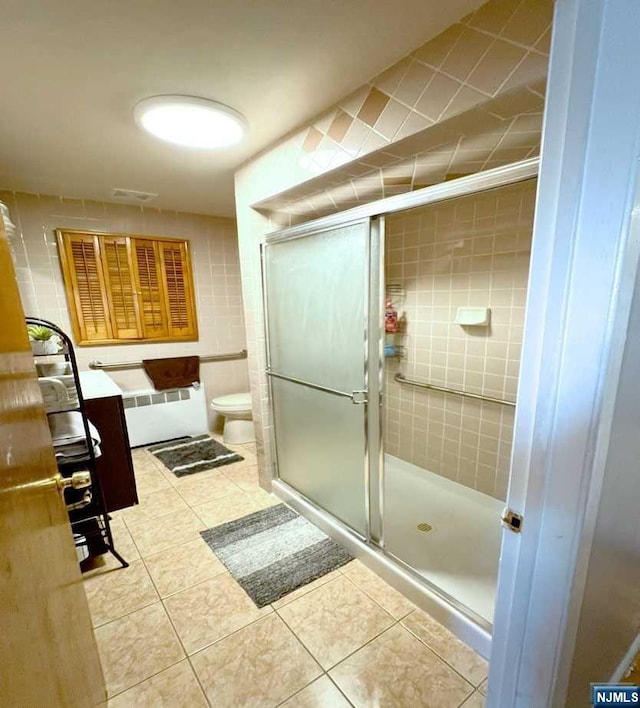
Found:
2,0 -> 640,707
1,192 -> 250,428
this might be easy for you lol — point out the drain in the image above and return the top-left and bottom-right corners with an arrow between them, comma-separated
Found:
417,522 -> 433,533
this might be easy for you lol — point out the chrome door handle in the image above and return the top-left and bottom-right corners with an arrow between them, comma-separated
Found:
351,391 -> 368,404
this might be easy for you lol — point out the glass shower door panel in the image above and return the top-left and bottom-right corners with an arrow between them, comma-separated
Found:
265,222 -> 367,393
265,220 -> 370,537
271,378 -> 367,535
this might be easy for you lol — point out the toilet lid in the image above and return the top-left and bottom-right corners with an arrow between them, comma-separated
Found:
211,392 -> 251,412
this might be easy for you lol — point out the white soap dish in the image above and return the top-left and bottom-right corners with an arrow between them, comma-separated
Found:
455,307 -> 491,326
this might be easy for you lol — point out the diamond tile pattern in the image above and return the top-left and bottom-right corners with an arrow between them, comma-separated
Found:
253,0 -> 551,223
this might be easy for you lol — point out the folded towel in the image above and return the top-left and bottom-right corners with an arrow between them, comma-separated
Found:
54,441 -> 101,458
48,411 -> 101,449
142,355 -> 200,391
38,376 -> 79,412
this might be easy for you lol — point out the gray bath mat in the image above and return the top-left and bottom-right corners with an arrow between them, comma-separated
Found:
201,504 -> 354,607
148,435 -> 243,477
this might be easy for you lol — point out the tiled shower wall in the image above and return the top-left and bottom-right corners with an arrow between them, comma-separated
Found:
1,190 -> 248,423
235,0 -> 551,489
248,0 -> 551,210
384,179 -> 536,500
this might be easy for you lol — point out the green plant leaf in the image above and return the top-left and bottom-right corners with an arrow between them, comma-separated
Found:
27,325 -> 54,341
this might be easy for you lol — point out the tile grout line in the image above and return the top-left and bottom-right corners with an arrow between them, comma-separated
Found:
273,670 -> 356,708
120,515 -> 204,556
98,449 -> 483,704
102,458 -> 187,693
141,446 -> 289,703
272,605 -> 356,707
340,567 -> 415,622
400,620 -> 483,690
325,673 -> 357,708
100,451 -> 215,704
182,611 -> 300,706
135,524 -> 213,706
140,453 -> 252,507
271,565 -> 351,611
262,610 -> 327,702
277,571 -> 480,692
89,588 -> 160,631
458,14 -> 550,57
103,657 -> 189,703
183,608 -> 275,659
273,575 -> 400,672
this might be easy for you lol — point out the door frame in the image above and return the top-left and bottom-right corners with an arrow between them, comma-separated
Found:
489,1 -> 640,705
262,159 -> 538,240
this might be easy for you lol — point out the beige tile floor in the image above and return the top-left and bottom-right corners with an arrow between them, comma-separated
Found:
85,438 -> 488,707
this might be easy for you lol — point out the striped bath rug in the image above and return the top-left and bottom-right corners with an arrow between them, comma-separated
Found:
148,435 -> 243,477
201,504 -> 354,607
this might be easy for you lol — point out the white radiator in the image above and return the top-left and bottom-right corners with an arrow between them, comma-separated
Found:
123,385 -> 208,447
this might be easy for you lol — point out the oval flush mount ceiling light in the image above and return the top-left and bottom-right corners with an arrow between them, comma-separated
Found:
134,95 -> 247,149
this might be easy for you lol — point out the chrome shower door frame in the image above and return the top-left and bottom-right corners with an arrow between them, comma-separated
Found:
261,157 -> 540,655
262,216 -> 381,542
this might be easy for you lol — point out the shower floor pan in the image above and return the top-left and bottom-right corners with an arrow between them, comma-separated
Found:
384,454 -> 503,624
272,455 -> 504,656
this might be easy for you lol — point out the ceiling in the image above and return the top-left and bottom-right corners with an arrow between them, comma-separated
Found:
0,0 -> 483,217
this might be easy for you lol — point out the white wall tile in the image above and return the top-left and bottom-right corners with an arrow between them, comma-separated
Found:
1,189 -> 249,427
384,179 -> 536,500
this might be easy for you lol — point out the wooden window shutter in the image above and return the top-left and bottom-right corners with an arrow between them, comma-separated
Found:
57,230 -> 197,344
99,237 -> 141,339
158,241 -> 197,338
58,232 -> 113,343
131,239 -> 169,339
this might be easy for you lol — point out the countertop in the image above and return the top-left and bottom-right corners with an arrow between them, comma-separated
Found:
79,370 -> 123,400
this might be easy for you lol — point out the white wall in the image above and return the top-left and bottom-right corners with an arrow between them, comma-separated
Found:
567,250 -> 640,702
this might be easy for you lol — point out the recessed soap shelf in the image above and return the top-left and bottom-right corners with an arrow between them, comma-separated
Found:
455,307 -> 491,326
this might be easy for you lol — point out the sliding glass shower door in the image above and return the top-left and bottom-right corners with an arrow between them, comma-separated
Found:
264,220 -> 373,538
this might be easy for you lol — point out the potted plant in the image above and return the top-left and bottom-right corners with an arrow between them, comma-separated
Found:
27,325 -> 60,355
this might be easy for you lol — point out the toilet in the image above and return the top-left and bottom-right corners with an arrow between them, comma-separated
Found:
210,392 -> 254,444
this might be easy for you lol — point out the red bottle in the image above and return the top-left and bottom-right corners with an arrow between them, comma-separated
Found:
385,298 -> 398,334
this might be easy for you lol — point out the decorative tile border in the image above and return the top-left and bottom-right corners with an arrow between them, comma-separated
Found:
256,83 -> 544,221
244,0 -> 552,213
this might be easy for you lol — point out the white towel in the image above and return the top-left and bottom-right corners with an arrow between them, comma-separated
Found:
48,411 -> 100,446
48,412 -> 101,460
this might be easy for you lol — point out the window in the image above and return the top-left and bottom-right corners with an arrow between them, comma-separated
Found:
57,230 -> 198,345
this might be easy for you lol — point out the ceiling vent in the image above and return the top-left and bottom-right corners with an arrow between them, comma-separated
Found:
112,188 -> 158,203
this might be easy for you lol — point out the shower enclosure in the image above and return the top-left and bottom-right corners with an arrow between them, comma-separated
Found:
262,159 -> 538,655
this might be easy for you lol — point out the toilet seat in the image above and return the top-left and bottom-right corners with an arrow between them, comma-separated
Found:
211,392 -> 251,413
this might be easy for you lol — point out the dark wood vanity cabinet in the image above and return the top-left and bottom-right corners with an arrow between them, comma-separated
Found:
85,395 -> 138,513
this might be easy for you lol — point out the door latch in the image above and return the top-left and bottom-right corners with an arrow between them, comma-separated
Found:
350,391 -> 368,405
501,508 -> 523,533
